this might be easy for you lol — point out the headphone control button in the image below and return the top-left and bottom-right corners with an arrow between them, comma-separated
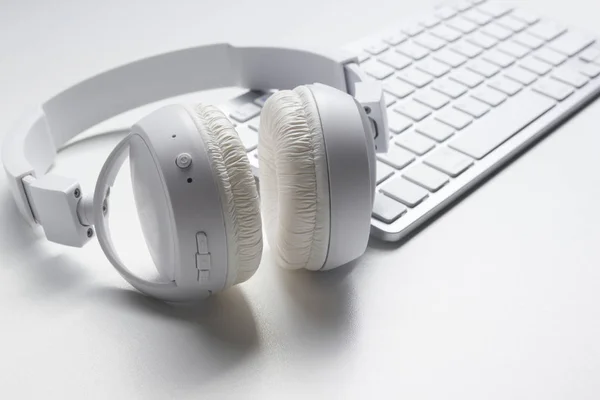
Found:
175,153 -> 192,169
198,269 -> 210,282
195,253 -> 211,282
196,253 -> 211,269
196,232 -> 208,253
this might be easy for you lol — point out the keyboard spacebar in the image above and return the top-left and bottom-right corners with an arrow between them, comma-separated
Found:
449,90 -> 556,159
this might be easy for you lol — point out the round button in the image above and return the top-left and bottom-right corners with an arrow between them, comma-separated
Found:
175,153 -> 192,169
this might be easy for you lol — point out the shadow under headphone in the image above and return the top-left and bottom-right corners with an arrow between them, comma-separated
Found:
2,44 -> 389,302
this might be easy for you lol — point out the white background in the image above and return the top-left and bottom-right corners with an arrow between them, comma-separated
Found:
1,0 -> 600,398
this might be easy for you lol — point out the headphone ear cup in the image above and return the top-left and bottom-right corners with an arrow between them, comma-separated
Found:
258,86 -> 331,271
185,104 -> 262,286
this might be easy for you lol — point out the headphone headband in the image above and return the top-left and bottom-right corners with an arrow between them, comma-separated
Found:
45,44 -> 354,145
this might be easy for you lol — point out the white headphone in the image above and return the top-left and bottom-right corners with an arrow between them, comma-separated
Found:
2,43 -> 389,302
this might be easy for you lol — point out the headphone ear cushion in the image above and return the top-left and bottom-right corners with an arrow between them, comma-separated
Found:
185,104 -> 262,287
259,86 -> 331,271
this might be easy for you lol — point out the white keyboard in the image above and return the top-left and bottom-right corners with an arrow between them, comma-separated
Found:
219,0 -> 600,242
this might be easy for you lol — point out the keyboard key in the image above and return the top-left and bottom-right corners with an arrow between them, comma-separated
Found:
481,23 -> 513,41
381,177 -> 429,207
446,17 -> 478,34
397,67 -> 434,87
551,68 -> 589,88
467,59 -> 501,78
432,78 -> 468,98
520,57 -> 552,75
414,34 -> 446,51
453,97 -> 490,117
388,112 -> 414,134
450,90 -> 555,159
384,79 -> 415,98
395,132 -> 436,155
435,48 -> 468,67
384,93 -> 397,107
496,15 -> 528,32
376,161 -> 395,184
357,52 -> 371,63
372,193 -> 407,223
463,9 -> 494,25
533,79 -> 574,101
394,101 -> 432,121
417,59 -> 451,77
430,25 -> 462,42
377,146 -> 416,169
363,61 -> 396,79
378,51 -> 412,70
454,1 -> 473,12
424,147 -> 474,177
435,109 -> 473,130
549,31 -> 595,56
396,42 -> 429,60
364,42 -> 389,55
403,163 -> 449,192
236,126 -> 259,151
488,77 -> 523,95
413,89 -> 450,109
417,119 -> 455,142
230,103 -> 261,122
534,48 -> 567,66
579,47 -> 600,63
497,41 -> 531,58
435,6 -> 458,20
402,23 -> 425,37
511,9 -> 540,25
248,116 -> 260,131
528,22 -> 567,41
253,93 -> 272,107
382,32 -> 408,46
450,69 -> 484,88
477,2 -> 512,18
471,86 -> 507,106
420,15 -> 441,28
451,40 -> 483,58
513,32 -> 545,49
578,62 -> 600,78
504,66 -> 538,85
467,32 -> 498,49
483,50 -> 516,68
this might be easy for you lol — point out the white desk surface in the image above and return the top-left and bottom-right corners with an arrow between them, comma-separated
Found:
1,0 -> 600,398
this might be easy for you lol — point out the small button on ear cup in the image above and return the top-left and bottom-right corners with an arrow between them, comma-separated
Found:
258,86 -> 331,271
185,104 -> 262,287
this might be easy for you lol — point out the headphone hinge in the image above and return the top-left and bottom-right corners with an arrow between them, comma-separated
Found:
344,63 -> 390,154
22,174 -> 93,247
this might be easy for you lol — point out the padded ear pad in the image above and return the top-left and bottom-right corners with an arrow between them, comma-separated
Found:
259,86 -> 331,271
185,104 -> 262,287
